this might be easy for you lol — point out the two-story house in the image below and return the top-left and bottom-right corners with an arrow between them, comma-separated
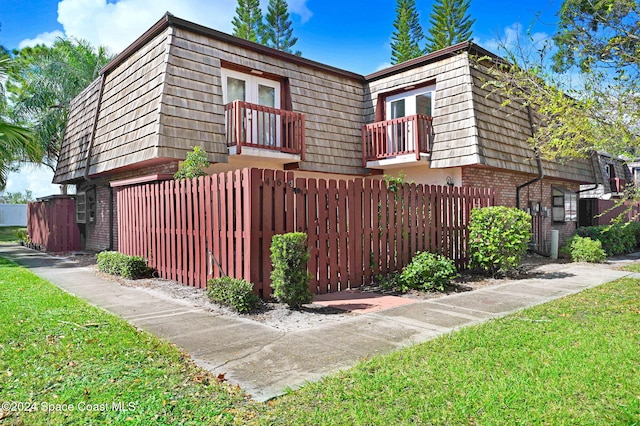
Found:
53,13 -> 596,255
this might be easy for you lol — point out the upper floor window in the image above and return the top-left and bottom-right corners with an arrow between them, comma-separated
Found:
385,85 -> 435,121
220,68 -> 280,109
604,163 -> 614,178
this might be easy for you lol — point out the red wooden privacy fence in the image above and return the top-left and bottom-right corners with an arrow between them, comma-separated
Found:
27,196 -> 80,252
117,168 -> 495,297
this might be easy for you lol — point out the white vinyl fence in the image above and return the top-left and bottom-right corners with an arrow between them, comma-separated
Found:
0,204 -> 28,226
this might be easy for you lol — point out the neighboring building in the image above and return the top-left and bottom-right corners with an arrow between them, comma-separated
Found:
626,159 -> 640,186
579,153 -> 635,226
53,13 -> 596,255
579,153 -> 632,200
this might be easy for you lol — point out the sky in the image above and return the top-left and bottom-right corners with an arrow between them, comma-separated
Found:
0,0 -> 564,198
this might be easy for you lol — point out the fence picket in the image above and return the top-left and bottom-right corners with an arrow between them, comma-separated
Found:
317,179 -> 329,293
307,178 -> 319,294
226,171 -> 235,280
116,168 -> 495,294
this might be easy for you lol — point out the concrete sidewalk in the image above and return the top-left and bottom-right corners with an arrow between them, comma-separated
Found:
1,243 -> 636,401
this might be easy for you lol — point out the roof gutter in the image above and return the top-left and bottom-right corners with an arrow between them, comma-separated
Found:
100,12 -> 364,81
516,105 -> 544,209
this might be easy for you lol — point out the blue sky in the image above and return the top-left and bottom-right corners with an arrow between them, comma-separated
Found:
0,0 -> 563,197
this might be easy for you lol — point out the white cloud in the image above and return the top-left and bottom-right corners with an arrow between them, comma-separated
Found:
50,0 -> 312,55
5,166 -> 62,199
286,0 -> 313,23
56,0 -> 238,53
475,22 -> 551,58
18,30 -> 65,48
375,62 -> 392,72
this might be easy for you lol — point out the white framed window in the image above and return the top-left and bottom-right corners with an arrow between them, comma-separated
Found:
383,85 -> 435,153
552,188 -> 577,222
76,189 -> 96,224
385,85 -> 435,120
220,68 -> 280,108
221,68 -> 282,147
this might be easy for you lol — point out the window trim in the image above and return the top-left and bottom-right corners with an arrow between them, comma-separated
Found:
551,187 -> 577,223
76,188 -> 96,224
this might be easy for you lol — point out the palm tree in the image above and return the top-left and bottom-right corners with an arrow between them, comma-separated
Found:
0,57 -> 39,190
9,38 -> 112,173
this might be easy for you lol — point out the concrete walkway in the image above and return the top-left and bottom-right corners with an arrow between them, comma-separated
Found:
1,244 -> 636,402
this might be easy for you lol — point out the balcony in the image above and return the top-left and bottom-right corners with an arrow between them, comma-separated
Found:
225,100 -> 305,162
362,114 -> 433,168
610,177 -> 627,194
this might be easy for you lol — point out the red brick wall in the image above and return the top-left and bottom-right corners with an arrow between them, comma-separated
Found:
78,161 -> 179,251
462,166 -> 580,250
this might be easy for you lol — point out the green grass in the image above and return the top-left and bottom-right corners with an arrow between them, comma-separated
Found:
253,279 -> 640,425
0,257 -> 254,425
2,256 -> 640,425
623,263 -> 640,273
0,226 -> 25,243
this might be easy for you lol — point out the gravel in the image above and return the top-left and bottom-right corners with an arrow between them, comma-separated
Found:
47,251 -> 632,332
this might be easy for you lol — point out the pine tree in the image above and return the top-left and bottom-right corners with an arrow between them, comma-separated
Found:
425,0 -> 475,53
263,0 -> 301,55
231,0 -> 264,43
390,0 -> 425,64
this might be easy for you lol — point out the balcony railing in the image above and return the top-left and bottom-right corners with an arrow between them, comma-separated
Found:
610,177 -> 627,193
362,114 -> 433,166
225,100 -> 305,159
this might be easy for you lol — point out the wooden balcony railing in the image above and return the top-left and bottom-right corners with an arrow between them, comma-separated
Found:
225,100 -> 305,159
362,114 -> 433,166
610,177 -> 627,193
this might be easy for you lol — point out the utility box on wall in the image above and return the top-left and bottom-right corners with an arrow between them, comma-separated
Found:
27,195 -> 81,252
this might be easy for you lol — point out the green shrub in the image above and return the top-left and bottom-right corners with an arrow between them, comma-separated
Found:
576,223 -> 637,255
561,235 -> 606,263
468,206 -> 532,275
97,251 -> 123,275
14,229 -> 30,243
270,232 -> 313,308
627,221 -> 640,247
119,255 -> 151,279
399,251 -> 458,292
174,146 -> 209,180
97,251 -> 151,279
207,276 -> 260,313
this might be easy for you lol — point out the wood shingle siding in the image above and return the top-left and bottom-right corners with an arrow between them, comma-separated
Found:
205,28 -> 361,172
468,64 -> 593,181
367,54 -> 481,169
53,78 -> 101,183
54,14 -> 595,188
88,29 -> 170,176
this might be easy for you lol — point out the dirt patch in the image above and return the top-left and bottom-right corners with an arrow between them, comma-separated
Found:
49,251 -> 98,267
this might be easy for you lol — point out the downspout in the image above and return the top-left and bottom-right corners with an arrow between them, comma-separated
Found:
83,74 -> 106,183
108,186 -> 114,250
515,105 -> 544,209
82,74 -> 112,249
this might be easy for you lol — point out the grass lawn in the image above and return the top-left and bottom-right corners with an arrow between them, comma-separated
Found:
0,227 -> 25,243
623,263 -> 640,273
2,256 -> 639,425
253,279 -> 640,425
0,257 -> 255,425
